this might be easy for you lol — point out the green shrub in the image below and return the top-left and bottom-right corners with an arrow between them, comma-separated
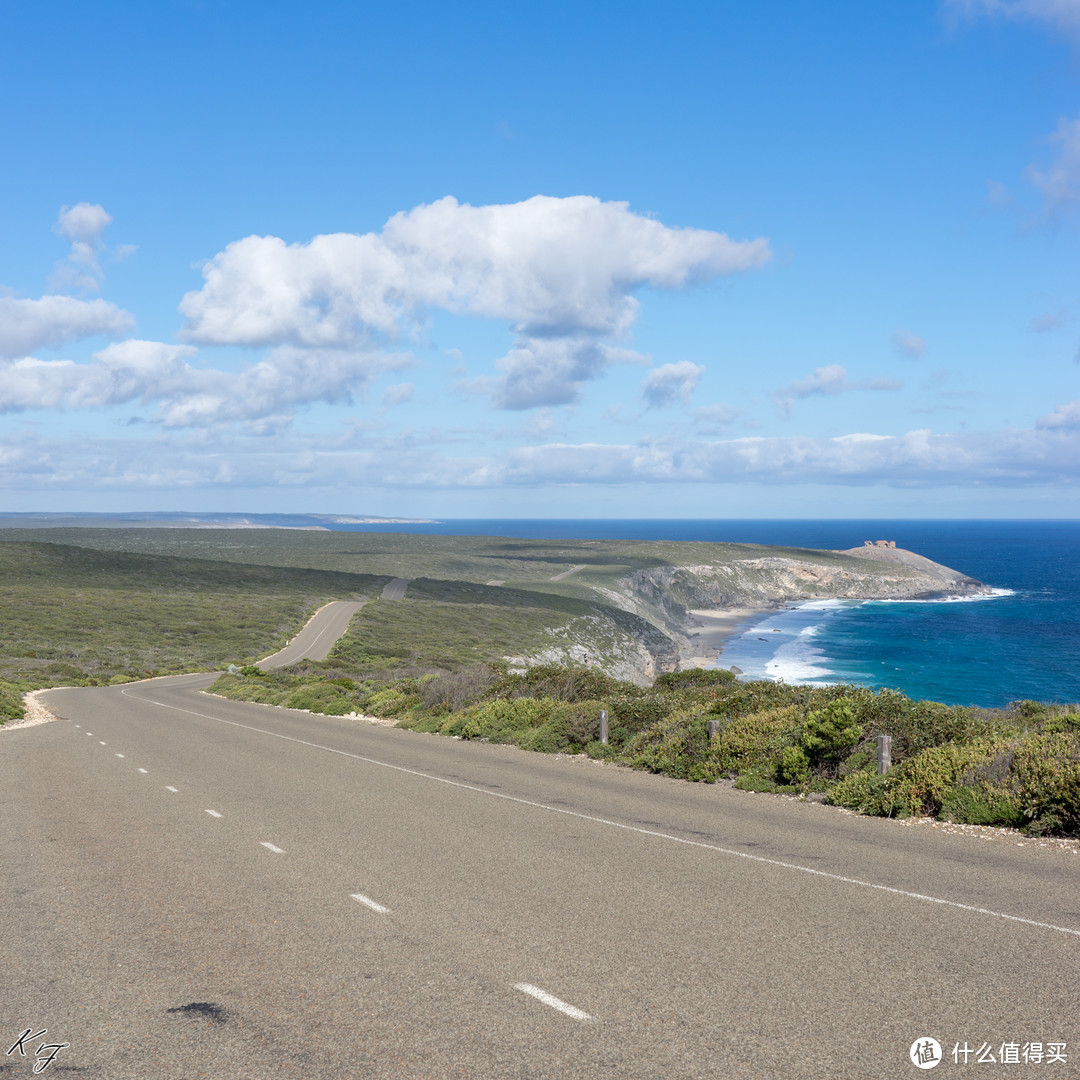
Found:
780,745 -> 811,786
487,664 -> 626,704
800,700 -> 861,765
653,668 -> 736,691
827,770 -> 888,814
622,709 -> 720,782
460,696 -> 554,739
364,686 -> 418,718
734,767 -> 779,793
1010,732 -> 1080,835
240,664 -> 265,677
939,785 -> 1024,828
0,680 -> 25,721
710,706 -> 802,775
284,685 -> 352,715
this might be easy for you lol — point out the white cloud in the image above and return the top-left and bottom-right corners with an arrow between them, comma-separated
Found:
641,361 -> 705,407
50,203 -> 117,292
5,421 -> 1077,496
54,203 -> 113,244
0,339 -> 401,427
1036,398 -> 1080,427
382,382 -> 415,406
180,195 -> 770,408
1025,115 -> 1080,221
693,403 -> 742,432
772,364 -> 903,418
945,0 -> 1080,40
892,328 -> 927,358
0,296 -> 135,358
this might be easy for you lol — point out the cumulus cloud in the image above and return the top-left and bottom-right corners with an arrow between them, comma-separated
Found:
55,203 -> 113,244
892,328 -> 927,358
0,296 -> 135,359
772,364 -> 903,419
641,361 -> 705,408
180,195 -> 770,409
50,203 -> 118,292
0,339 -> 399,427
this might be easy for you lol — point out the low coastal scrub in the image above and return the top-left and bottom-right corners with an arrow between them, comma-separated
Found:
0,539 -> 387,715
209,663 -> 1080,836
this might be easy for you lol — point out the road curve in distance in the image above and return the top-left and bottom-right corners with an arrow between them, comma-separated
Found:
257,599 -> 365,669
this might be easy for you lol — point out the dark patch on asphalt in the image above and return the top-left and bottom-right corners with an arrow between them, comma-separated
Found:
167,1002 -> 227,1023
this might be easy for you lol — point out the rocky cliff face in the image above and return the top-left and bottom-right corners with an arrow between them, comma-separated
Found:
525,545 -> 992,683
623,546 -> 989,619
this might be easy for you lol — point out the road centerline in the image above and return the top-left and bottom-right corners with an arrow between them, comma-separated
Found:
350,893 -> 390,914
514,983 -> 593,1021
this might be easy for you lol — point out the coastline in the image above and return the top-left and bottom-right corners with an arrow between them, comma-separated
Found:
681,606 -> 774,670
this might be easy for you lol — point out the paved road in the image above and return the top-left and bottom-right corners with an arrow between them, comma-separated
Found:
4,675 -> 1079,1078
257,600 -> 366,669
380,579 -> 411,601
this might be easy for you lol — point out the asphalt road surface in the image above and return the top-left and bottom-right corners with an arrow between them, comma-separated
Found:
257,600 -> 367,669
3,668 -> 1079,1076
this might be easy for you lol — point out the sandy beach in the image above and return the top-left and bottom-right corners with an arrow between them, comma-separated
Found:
682,607 -> 772,669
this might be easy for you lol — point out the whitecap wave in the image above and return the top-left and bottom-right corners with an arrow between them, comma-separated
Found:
873,588 -> 1015,605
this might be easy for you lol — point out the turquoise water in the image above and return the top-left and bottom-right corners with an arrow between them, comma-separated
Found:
88,514 -> 1068,709
328,518 -> 1076,709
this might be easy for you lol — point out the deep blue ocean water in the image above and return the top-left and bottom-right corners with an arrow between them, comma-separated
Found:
315,518 -> 1080,709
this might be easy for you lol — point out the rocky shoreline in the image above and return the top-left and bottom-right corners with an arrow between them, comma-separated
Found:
620,545 -> 994,676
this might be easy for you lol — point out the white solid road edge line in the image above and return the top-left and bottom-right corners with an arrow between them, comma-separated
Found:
350,893 -> 390,914
123,687 -> 1080,941
260,841 -> 285,853
514,983 -> 593,1021
204,809 -> 223,818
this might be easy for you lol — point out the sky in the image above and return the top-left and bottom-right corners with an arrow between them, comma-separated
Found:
1,0 -> 1078,519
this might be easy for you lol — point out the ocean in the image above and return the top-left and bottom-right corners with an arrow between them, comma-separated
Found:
324,518 -> 1080,710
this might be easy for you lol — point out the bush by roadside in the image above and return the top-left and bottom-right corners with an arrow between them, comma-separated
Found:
209,661 -> 1080,837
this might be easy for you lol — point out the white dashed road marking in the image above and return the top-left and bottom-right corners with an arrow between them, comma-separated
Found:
350,893 -> 390,914
137,768 -> 148,773
165,786 -> 179,793
123,688 -> 1080,941
260,842 -> 285,854
514,983 -> 593,1021
115,753 -> 124,758
205,809 -> 223,818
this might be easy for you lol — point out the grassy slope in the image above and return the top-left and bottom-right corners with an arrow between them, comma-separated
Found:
0,540 -> 389,697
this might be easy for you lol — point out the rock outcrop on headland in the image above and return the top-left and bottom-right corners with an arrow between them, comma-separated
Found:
623,545 -> 990,620
594,545 -> 993,676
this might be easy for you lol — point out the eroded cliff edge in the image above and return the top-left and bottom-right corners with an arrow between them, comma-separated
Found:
585,544 -> 993,678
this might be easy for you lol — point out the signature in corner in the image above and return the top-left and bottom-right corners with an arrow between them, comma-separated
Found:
6,1029 -> 69,1074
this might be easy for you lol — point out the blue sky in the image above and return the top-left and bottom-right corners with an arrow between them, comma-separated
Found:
1,0 -> 1078,518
